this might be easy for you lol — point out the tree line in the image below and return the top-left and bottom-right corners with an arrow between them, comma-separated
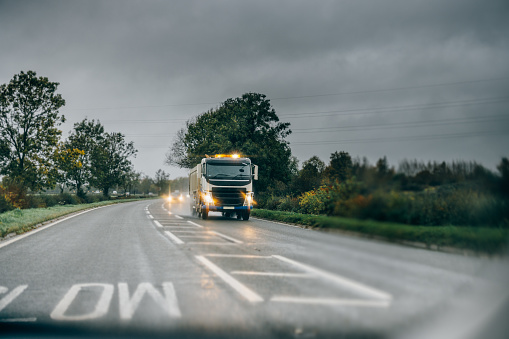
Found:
0,71 -> 137,209
167,91 -> 508,227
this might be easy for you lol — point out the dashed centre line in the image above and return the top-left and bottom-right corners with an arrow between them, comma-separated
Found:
164,231 -> 185,245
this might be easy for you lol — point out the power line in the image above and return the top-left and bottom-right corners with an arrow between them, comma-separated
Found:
269,77 -> 509,101
291,130 -> 508,146
280,97 -> 509,119
291,114 -> 509,133
134,129 -> 508,149
93,96 -> 508,124
66,76 -> 509,111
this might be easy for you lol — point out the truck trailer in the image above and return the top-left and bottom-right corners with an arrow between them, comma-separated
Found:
189,154 -> 258,220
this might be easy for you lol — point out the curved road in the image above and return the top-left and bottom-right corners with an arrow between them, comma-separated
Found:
0,199 -> 507,338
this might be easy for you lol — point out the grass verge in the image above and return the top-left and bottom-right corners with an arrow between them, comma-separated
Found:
0,199 -> 147,238
251,209 -> 509,255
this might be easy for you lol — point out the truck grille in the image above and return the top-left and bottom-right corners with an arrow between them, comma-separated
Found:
212,187 -> 246,206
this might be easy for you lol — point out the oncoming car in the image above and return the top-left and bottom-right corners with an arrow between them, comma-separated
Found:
167,192 -> 185,204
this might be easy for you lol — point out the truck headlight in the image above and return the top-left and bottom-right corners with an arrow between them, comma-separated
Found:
203,192 -> 213,204
245,193 -> 253,205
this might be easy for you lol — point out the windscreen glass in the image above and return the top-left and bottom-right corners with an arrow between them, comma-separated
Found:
206,162 -> 251,179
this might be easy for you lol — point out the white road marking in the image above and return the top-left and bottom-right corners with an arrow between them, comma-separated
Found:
251,217 -> 311,230
118,282 -> 181,320
169,231 -> 201,234
168,211 -> 172,215
205,254 -> 271,258
187,221 -> 203,228
154,221 -> 163,228
0,317 -> 37,322
164,231 -> 185,245
196,255 -> 263,303
272,255 -> 392,301
162,226 -> 197,229
0,206 -> 109,250
145,211 -> 150,214
175,215 -> 183,219
271,296 -> 391,307
186,242 -> 238,245
161,203 -> 166,210
211,231 -> 243,244
148,215 -> 154,219
50,283 -> 114,321
0,285 -> 28,312
179,235 -> 216,238
230,271 -> 314,278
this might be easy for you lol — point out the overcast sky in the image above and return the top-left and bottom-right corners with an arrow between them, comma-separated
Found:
1,0 -> 508,179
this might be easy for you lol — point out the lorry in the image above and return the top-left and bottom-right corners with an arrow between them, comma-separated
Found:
189,154 -> 258,220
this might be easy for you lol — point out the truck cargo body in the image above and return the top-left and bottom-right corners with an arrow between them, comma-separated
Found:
189,156 -> 257,220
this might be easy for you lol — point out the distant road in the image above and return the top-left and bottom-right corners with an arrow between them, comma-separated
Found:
0,199 -> 507,338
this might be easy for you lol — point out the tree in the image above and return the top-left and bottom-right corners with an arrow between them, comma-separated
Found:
324,151 -> 353,182
154,169 -> 170,195
0,70 -> 65,191
497,157 -> 509,196
89,132 -> 137,197
56,119 -> 105,198
54,145 -> 85,194
291,155 -> 325,194
166,92 -> 292,191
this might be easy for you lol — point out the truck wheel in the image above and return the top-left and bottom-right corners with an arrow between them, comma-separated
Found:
242,211 -> 250,221
201,209 -> 208,220
236,214 -> 242,220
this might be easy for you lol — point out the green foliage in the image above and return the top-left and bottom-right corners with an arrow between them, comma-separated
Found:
89,132 -> 137,197
166,92 -> 293,191
298,186 -> 332,215
154,169 -> 170,195
291,155 -> 325,194
57,119 -> 105,198
0,70 -> 65,191
323,151 -> 353,183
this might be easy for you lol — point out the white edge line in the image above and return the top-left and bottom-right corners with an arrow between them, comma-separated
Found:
205,254 -> 271,258
271,296 -> 391,307
175,215 -> 183,219
251,217 -> 311,230
186,242 -> 238,245
211,231 -> 243,244
230,271 -> 314,278
148,215 -> 154,219
0,206 -> 110,250
272,255 -> 392,301
154,221 -> 163,228
196,255 -> 263,303
187,221 -> 203,228
164,231 -> 185,244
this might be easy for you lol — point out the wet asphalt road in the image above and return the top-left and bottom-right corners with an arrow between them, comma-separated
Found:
0,199 -> 508,338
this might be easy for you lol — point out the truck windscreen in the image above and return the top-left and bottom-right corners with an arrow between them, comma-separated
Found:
206,163 -> 251,179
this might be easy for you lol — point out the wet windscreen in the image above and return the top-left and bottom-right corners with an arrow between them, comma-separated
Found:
206,162 -> 251,179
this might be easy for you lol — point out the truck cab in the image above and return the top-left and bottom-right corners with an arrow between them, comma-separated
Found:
189,154 -> 258,220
